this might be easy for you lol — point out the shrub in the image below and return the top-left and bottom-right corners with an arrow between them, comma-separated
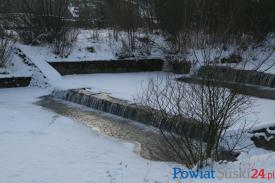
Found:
0,30 -> 14,68
52,30 -> 78,58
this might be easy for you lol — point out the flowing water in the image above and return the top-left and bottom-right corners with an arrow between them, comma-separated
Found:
37,96 -> 181,163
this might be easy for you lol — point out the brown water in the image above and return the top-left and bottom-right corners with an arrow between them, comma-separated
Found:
37,96 -> 180,163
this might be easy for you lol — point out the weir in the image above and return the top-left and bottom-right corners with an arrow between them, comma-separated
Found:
178,65 -> 275,100
198,66 -> 275,88
51,89 -> 205,140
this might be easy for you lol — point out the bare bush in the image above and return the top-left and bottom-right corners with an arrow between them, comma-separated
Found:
52,29 -> 79,58
89,29 -> 100,42
137,4 -> 274,167
104,0 -> 141,53
0,30 -> 15,68
0,39 -> 13,67
136,34 -> 154,56
137,68 -> 251,168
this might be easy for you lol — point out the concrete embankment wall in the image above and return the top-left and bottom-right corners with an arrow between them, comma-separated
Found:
0,77 -> 31,88
178,66 -> 275,100
49,59 -> 164,75
178,77 -> 275,100
198,66 -> 275,88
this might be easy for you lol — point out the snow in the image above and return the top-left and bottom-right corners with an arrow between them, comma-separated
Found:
16,30 -> 164,63
56,72 -> 275,130
0,54 -> 32,78
253,132 -> 274,141
247,98 -> 275,130
16,44 -> 62,84
0,87 -> 174,183
1,28 -> 275,183
16,30 -> 115,62
0,87 -> 274,183
59,72 -> 169,100
186,36 -> 275,74
68,4 -> 79,18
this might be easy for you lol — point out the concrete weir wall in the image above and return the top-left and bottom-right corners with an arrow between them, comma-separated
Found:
51,89 -> 205,140
178,77 -> 275,100
49,59 -> 164,75
198,66 -> 275,88
177,66 -> 275,100
0,77 -> 31,88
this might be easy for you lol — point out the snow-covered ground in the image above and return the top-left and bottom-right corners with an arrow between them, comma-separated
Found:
1,28 -> 275,183
0,87 -> 274,183
0,87 -> 174,183
0,54 -> 32,78
16,30 -> 164,63
60,72 -> 169,100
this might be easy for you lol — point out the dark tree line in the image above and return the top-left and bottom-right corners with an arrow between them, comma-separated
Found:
17,0 -> 71,43
0,0 -> 274,58
1,0 -> 274,38
99,0 -> 275,40
152,0 -> 275,39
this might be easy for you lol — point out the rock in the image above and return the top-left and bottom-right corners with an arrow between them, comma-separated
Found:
251,127 -> 275,151
221,54 -> 242,64
86,46 -> 96,53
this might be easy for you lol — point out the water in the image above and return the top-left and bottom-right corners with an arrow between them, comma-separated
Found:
37,96 -> 181,163
51,89 -> 203,140
51,89 -> 152,125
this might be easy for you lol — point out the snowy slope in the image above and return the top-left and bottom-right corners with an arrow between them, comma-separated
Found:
0,53 -> 32,78
16,44 -> 62,86
16,30 -> 164,63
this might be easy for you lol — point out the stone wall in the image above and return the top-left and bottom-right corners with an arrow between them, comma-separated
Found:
251,127 -> 275,151
198,66 -> 275,88
178,77 -> 275,100
0,77 -> 31,88
49,59 -> 164,75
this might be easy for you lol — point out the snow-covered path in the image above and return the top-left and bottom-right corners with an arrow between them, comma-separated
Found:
0,88 -> 173,183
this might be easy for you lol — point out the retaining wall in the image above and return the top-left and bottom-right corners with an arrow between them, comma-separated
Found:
0,77 -> 31,88
49,59 -> 164,75
198,66 -> 275,88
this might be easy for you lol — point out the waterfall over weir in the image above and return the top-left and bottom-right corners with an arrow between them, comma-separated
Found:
51,89 -> 204,140
198,66 -> 275,88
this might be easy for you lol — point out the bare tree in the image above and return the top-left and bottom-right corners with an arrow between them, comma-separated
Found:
52,29 -> 79,58
104,0 -> 141,56
16,0 -> 79,56
17,0 -> 70,42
